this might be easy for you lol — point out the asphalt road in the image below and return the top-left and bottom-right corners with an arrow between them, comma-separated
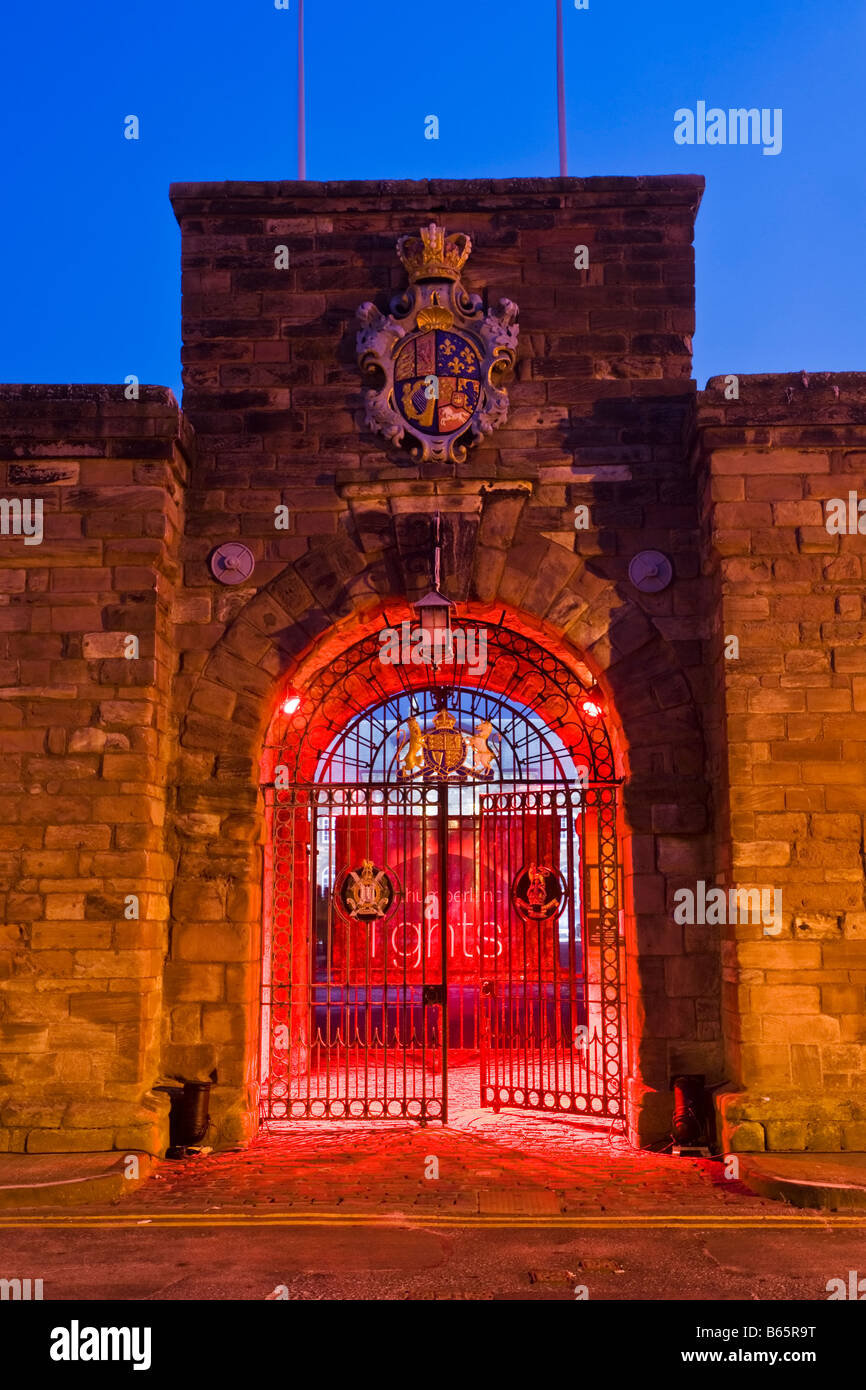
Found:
1,1214 -> 863,1301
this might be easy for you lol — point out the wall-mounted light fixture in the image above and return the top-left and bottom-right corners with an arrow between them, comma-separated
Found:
580,686 -> 604,720
412,512 -> 454,665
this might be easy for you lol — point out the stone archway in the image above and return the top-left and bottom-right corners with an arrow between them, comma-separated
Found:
259,616 -> 622,1126
161,516 -> 715,1148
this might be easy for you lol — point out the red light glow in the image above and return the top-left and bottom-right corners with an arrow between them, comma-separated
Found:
281,694 -> 301,716
581,698 -> 602,720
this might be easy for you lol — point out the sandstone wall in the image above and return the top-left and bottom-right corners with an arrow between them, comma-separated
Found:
0,387 -> 189,1153
4,182 -> 862,1156
694,373 -> 866,1151
166,176 -> 718,1146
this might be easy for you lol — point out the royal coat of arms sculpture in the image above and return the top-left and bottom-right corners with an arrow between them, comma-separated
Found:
356,224 -> 519,463
396,708 -> 500,780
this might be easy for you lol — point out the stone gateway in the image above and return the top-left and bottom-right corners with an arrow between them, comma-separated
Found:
1,176 -> 865,1158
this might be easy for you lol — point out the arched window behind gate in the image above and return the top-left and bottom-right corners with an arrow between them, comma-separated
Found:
318,686 -> 583,786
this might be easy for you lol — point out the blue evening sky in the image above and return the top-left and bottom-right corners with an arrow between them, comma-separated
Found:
0,0 -> 862,400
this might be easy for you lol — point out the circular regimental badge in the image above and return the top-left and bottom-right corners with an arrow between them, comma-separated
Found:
511,864 -> 567,922
335,861 -> 400,922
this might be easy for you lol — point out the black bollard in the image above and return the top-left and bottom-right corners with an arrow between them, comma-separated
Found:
671,1073 -> 706,1145
155,1080 -> 212,1156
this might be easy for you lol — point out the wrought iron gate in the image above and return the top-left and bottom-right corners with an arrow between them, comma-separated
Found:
263,781 -> 448,1121
260,628 -> 624,1126
478,785 -> 622,1118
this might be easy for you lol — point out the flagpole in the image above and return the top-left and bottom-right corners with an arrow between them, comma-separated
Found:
298,0 -> 306,179
556,0 -> 567,176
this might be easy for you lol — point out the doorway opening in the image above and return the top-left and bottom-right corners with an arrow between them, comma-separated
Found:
259,621 -> 624,1126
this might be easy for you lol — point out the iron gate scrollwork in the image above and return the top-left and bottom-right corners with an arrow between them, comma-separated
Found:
478,785 -> 623,1119
263,781 -> 447,1121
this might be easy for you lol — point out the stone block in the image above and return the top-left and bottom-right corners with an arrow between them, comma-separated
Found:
163,963 -> 225,1003
651,802 -> 707,834
804,1121 -> 842,1151
69,994 -> 146,1025
170,1005 -> 202,1043
821,985 -> 864,1015
737,941 -> 822,970
764,1120 -> 807,1151
72,949 -> 160,979
175,812 -> 222,839
63,1101 -> 137,1128
201,1006 -> 246,1044
226,881 -> 260,923
82,632 -> 132,659
26,1128 -> 115,1153
793,914 -> 843,940
725,1121 -> 766,1153
750,985 -> 821,1015
0,1024 -> 50,1053
656,837 -> 711,874
45,825 -> 112,849
212,1099 -> 259,1149
171,881 -> 226,922
731,841 -> 792,868
113,1123 -> 166,1156
790,1043 -> 822,1089
45,894 -> 86,920
822,1044 -> 865,1071
3,991 -> 70,1023
842,1123 -> 866,1149
713,449 -> 830,476
664,955 -> 719,997
0,1100 -> 66,1128
225,965 -> 257,1004
738,1044 -> 792,1086
625,1078 -> 673,1147
163,1044 -> 218,1080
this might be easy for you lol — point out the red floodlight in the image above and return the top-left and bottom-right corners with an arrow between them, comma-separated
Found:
281,692 -> 301,716
580,687 -> 604,720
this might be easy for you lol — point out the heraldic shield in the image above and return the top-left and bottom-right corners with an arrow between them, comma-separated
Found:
422,708 -> 468,776
356,223 -> 519,463
396,707 -> 500,780
394,329 -> 482,436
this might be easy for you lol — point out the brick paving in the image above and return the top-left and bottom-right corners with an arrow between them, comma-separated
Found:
113,1065 -> 776,1219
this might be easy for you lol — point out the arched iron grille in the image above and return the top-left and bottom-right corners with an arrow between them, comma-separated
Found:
268,620 -> 616,785
261,623 -> 624,1126
317,687 -> 578,786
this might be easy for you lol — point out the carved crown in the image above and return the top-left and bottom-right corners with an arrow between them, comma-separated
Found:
432,708 -> 458,730
396,223 -> 472,282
